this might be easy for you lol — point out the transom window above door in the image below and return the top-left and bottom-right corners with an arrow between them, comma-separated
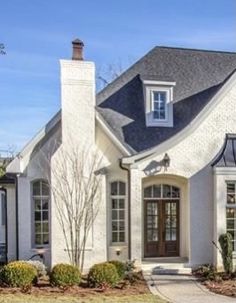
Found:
144,184 -> 180,199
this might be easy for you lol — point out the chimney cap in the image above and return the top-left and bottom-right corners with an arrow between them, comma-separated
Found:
72,38 -> 84,46
72,38 -> 84,60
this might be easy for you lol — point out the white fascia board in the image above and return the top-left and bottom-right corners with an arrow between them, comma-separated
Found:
142,80 -> 176,86
6,111 -> 61,173
122,71 -> 236,165
213,167 -> 236,175
96,112 -> 131,156
6,156 -> 21,174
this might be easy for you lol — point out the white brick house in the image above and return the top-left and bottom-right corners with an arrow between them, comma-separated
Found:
2,40 -> 236,271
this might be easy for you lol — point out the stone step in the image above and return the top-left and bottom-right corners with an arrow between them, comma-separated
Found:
142,262 -> 192,275
152,267 -> 192,275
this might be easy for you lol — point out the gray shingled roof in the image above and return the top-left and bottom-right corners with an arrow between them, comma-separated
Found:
97,47 -> 236,154
212,134 -> 236,167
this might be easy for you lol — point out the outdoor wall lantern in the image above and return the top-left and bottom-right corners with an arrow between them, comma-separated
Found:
163,153 -> 170,171
116,248 -> 121,256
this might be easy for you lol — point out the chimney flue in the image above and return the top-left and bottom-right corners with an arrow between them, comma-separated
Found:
72,38 -> 84,60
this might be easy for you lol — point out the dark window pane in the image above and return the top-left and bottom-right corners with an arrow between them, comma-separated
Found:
227,194 -> 235,204
172,186 -> 180,198
227,183 -> 235,193
35,223 -> 41,233
43,234 -> 49,245
43,222 -> 49,233
119,221 -> 125,231
42,211 -> 48,221
112,210 -> 117,220
227,208 -> 236,219
160,111 -> 165,119
33,182 -> 40,196
163,185 -> 171,198
42,200 -> 49,210
153,111 -> 159,120
144,186 -> 152,198
119,232 -> 125,242
112,221 -> 118,231
119,210 -> 125,220
119,199 -> 125,209
119,182 -> 126,195
35,234 -> 42,245
34,199 -> 41,211
111,182 -> 118,195
227,219 -> 234,230
112,199 -> 118,209
159,92 -> 166,101
153,185 -> 161,198
35,211 -> 41,221
112,232 -> 118,242
42,181 -> 49,196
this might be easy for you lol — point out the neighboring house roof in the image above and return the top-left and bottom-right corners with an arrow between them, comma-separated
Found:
97,46 -> 236,154
212,134 -> 236,167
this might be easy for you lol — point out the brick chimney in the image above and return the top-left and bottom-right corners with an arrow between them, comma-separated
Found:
72,38 -> 84,60
60,39 -> 95,147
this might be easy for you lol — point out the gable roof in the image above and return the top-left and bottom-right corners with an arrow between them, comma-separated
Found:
97,46 -> 236,154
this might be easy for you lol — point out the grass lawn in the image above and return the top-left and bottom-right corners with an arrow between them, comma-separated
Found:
0,293 -> 166,303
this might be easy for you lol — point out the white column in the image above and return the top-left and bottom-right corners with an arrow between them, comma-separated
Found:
130,167 -> 142,264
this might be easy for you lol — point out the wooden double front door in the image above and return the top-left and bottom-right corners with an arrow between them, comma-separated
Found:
144,199 -> 179,257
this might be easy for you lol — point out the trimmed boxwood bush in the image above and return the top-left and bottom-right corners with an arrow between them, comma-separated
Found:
88,262 -> 119,288
50,264 -> 81,287
219,233 -> 233,274
108,260 -> 126,279
0,261 -> 37,288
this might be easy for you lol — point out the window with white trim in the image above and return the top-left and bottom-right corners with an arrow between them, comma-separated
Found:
142,81 -> 175,127
152,91 -> 167,120
226,182 -> 236,251
111,181 -> 126,243
32,180 -> 50,247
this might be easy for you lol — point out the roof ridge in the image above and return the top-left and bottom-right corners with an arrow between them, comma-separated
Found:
156,46 -> 236,55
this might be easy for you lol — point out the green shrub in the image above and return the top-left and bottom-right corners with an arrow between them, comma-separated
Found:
88,262 -> 119,288
219,233 -> 233,274
50,264 -> 81,287
0,261 -> 37,288
193,264 -> 217,280
108,260 -> 126,279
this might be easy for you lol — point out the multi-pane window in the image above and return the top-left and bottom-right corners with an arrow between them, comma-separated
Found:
144,184 -> 180,199
32,180 -> 50,247
153,91 -> 166,120
226,182 -> 236,251
111,181 -> 126,243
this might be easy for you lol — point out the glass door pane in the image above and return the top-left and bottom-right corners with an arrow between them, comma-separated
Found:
146,202 -> 158,242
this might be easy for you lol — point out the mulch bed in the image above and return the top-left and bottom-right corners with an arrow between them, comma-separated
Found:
203,280 -> 236,297
0,272 -> 150,298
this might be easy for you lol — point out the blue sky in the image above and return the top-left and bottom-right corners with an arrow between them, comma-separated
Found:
0,0 -> 235,152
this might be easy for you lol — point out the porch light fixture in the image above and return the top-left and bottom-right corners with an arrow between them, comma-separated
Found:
163,153 -> 170,170
116,248 -> 121,256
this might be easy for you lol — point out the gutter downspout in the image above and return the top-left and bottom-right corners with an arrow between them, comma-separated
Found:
119,160 -> 131,260
15,174 -> 19,260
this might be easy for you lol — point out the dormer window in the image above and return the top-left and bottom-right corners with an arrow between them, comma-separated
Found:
153,91 -> 167,120
142,80 -> 176,127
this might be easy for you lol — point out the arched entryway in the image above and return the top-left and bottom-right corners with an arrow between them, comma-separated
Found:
144,184 -> 180,258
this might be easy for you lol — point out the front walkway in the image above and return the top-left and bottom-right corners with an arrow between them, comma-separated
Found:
144,274 -> 235,303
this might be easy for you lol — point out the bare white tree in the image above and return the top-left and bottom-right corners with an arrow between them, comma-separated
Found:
41,143 -> 104,271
